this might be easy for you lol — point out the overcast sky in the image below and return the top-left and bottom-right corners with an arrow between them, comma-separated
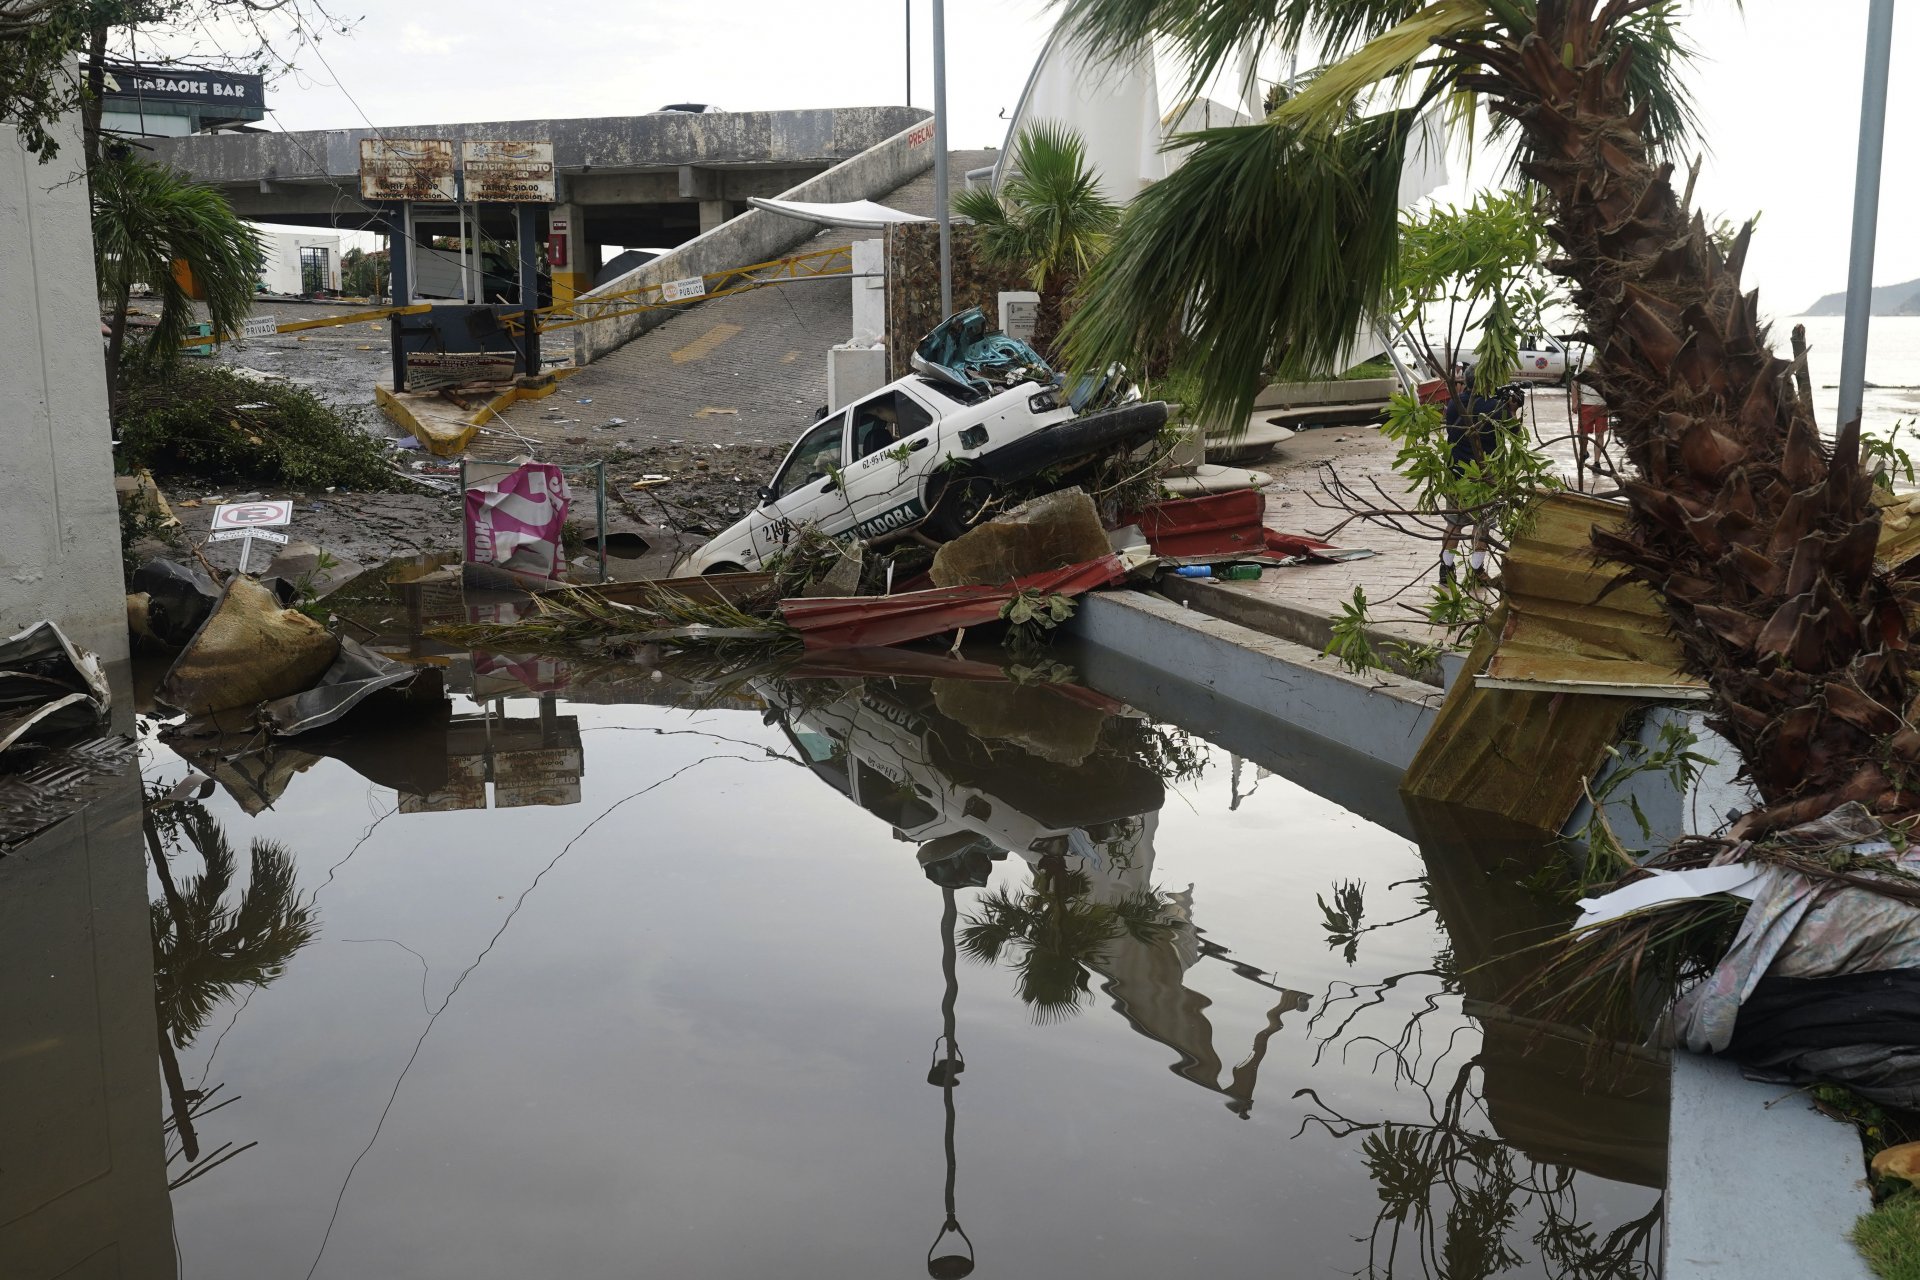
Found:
225,1 -> 1915,317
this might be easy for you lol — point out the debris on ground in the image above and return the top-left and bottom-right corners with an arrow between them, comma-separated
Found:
1544,801 -> 1920,1108
128,558 -> 222,647
0,621 -> 111,755
158,576 -> 340,716
929,488 -> 1111,588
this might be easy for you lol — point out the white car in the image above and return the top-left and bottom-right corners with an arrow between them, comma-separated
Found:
677,313 -> 1166,575
1420,330 -> 1571,385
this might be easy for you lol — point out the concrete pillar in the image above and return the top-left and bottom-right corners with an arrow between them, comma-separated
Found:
0,104 -> 132,667
548,200 -> 592,302
698,199 -> 729,234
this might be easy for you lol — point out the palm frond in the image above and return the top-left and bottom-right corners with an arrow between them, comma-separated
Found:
1063,109 -> 1414,426
92,153 -> 259,363
1052,0 -> 1440,100
962,123 -> 1119,293
1274,0 -> 1496,131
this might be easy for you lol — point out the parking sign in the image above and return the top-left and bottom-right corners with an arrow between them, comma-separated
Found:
210,500 -> 293,530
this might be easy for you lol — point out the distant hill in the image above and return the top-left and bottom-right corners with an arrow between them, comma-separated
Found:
1802,277 -> 1920,316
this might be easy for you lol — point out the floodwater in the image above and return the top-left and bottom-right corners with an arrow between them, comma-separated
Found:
2,645 -> 1665,1279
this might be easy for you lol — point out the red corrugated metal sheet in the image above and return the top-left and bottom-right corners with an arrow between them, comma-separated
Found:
1128,490 -> 1269,557
778,556 -> 1127,650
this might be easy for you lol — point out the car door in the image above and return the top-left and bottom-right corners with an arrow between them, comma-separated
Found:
748,410 -> 852,563
841,386 -> 941,539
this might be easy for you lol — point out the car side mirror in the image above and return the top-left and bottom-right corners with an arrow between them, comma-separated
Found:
758,486 -> 776,505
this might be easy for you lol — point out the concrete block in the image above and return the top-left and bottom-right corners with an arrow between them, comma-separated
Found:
929,489 -> 1110,588
827,344 -> 887,412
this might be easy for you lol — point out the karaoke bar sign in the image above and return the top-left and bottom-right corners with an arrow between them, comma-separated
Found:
95,62 -> 265,111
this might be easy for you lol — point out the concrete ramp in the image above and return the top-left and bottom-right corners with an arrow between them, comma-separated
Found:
573,119 -> 938,363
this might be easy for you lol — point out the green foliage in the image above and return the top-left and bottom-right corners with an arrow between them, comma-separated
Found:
1055,0 -> 1702,429
1324,586 -> 1381,674
953,123 -> 1118,294
340,245 -> 389,298
0,0 -> 99,159
117,481 -> 179,581
1864,420 -> 1917,492
1392,188 -> 1558,387
1854,1192 -> 1920,1280
117,360 -> 405,491
1378,389 -> 1561,548
1061,109 -> 1417,427
93,151 -> 259,367
1569,717 -> 1719,882
1000,588 -> 1076,653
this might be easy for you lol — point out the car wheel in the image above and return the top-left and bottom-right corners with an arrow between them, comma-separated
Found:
924,473 -> 1000,541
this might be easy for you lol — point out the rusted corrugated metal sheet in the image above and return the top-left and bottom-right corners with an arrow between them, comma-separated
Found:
1480,492 -> 1708,698
778,556 -> 1127,650
359,138 -> 455,202
1401,602 -> 1632,830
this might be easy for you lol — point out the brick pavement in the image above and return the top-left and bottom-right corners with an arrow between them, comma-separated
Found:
1215,387 -> 1606,640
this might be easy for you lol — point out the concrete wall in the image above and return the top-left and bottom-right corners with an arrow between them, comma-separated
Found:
575,117 -> 938,363
0,109 -> 131,666
1065,591 -> 1443,772
256,227 -> 341,294
145,106 -> 927,212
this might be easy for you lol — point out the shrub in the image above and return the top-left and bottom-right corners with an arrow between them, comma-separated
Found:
117,361 -> 404,491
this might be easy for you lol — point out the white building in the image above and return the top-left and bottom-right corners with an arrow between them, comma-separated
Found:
253,226 -> 342,296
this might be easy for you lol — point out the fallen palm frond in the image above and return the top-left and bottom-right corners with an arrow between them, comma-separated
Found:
1507,811 -> 1920,1038
428,585 -> 800,658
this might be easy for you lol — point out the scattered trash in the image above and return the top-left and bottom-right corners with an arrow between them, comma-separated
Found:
631,475 -> 672,490
158,576 -> 340,716
1174,565 -> 1213,579
394,435 -> 424,450
129,558 -> 221,647
465,462 -> 571,581
0,621 -> 110,756
577,398 -> 593,404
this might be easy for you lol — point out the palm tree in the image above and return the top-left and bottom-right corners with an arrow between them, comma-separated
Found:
92,149 -> 260,412
954,123 -> 1119,355
959,854 -> 1184,1022
146,803 -> 317,1159
1060,2 -> 1906,835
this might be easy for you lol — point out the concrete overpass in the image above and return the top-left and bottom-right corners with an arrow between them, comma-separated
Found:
146,106 -> 927,297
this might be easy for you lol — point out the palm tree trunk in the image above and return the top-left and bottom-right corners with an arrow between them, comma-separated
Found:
103,282 -> 131,423
1484,8 -> 1915,832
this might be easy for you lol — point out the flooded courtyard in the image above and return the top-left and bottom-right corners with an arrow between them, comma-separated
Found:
6,645 -> 1664,1278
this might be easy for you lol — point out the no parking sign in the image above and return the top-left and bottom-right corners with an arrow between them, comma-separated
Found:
208,500 -> 294,572
210,500 -> 292,530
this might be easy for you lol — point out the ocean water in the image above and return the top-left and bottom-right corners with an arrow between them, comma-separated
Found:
1770,313 -> 1920,441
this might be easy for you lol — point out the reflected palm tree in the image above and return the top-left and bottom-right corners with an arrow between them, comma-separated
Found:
959,854 -> 1184,1023
1299,1058 -> 1660,1280
144,800 -> 318,1167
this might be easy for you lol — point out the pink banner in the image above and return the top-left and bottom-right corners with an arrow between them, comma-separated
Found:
465,463 -> 571,580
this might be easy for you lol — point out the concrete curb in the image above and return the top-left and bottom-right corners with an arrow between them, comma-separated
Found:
1666,1053 -> 1874,1280
1065,589 -> 1443,771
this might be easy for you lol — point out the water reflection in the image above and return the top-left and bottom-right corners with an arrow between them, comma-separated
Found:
144,788 -> 318,1177
0,765 -> 177,1278
101,645 -> 1672,1278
